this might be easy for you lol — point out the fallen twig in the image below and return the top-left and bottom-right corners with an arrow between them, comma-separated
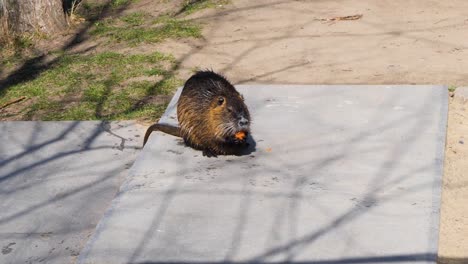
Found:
317,14 -> 363,22
0,96 -> 27,110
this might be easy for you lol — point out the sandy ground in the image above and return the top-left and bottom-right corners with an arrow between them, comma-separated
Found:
161,0 -> 468,86
158,1 -> 468,261
439,97 -> 468,263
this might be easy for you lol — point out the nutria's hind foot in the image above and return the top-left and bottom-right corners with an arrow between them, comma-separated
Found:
202,148 -> 218,158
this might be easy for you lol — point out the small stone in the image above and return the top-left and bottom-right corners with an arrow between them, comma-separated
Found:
459,140 -> 464,144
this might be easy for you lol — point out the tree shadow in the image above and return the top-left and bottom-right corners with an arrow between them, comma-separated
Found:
174,0 -> 209,16
62,0 -> 82,15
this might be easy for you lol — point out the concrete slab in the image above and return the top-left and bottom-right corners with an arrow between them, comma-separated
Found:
0,121 -> 145,264
78,85 -> 448,264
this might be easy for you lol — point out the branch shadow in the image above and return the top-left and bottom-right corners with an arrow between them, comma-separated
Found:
105,85 -> 446,264
0,120 -> 142,263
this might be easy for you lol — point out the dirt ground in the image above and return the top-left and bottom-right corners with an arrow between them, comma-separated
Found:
163,0 -> 468,86
440,97 -> 468,263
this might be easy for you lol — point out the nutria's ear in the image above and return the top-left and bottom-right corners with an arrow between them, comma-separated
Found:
239,94 -> 245,101
217,96 -> 225,106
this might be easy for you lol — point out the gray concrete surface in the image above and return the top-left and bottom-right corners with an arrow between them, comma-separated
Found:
78,85 -> 448,264
0,121 -> 145,264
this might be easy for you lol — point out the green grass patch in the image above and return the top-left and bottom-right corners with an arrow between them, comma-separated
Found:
82,0 -> 138,9
111,0 -> 137,8
121,12 -> 147,26
0,33 -> 42,69
112,103 -> 168,120
91,15 -> 201,46
0,51 -> 181,120
79,0 -> 138,19
0,0 -> 227,121
80,2 -> 107,18
180,0 -> 230,15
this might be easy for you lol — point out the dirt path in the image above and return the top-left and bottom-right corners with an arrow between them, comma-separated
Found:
439,98 -> 468,263
165,0 -> 468,86
161,1 -> 468,262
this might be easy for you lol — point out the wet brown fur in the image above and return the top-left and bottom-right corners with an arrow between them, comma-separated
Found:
144,70 -> 251,156
178,70 -> 251,156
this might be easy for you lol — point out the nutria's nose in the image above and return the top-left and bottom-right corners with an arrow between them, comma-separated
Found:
238,117 -> 249,127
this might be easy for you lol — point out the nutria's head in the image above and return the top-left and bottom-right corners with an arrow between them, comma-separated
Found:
178,70 -> 252,152
209,91 -> 251,144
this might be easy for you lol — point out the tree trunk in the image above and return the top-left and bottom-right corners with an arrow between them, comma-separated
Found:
1,0 -> 66,36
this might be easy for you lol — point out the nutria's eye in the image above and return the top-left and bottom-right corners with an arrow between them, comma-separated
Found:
217,97 -> 225,106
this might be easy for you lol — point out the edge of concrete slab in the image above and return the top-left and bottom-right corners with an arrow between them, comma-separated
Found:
76,109 -> 182,264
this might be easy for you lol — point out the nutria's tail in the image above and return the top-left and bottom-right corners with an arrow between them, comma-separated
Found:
143,123 -> 181,146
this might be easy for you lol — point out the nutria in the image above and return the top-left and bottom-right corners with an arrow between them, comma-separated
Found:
143,70 -> 251,156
